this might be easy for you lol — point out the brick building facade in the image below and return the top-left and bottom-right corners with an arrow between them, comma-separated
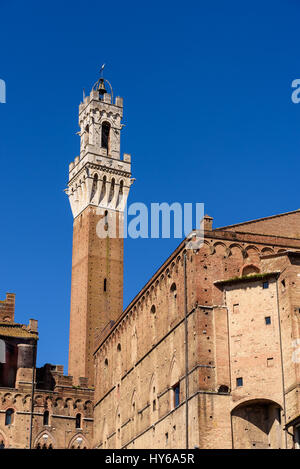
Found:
92,212 -> 300,449
1,74 -> 300,448
0,295 -> 93,449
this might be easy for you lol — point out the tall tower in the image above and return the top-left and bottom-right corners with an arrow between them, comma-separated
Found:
67,75 -> 132,386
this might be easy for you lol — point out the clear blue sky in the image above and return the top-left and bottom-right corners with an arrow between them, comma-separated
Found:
0,0 -> 300,369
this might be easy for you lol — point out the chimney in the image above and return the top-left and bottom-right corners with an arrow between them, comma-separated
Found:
202,215 -> 213,231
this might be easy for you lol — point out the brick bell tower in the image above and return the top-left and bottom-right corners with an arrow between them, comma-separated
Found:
66,72 -> 133,386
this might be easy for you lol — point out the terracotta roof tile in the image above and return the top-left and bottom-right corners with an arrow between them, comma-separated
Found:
0,323 -> 38,340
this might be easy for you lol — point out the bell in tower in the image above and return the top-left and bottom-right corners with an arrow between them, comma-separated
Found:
97,78 -> 107,100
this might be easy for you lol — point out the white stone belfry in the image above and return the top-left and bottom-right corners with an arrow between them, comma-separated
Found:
66,79 -> 133,219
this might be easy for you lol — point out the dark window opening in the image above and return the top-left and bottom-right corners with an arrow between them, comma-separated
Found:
5,409 -> 14,426
263,281 -> 269,289
265,316 -> 271,325
104,278 -> 107,292
0,440 -> 5,449
75,413 -> 81,429
218,385 -> 229,393
43,410 -> 49,426
101,122 -> 110,151
150,305 -> 156,314
236,377 -> 243,387
267,357 -> 274,367
117,343 -> 121,352
153,400 -> 156,411
281,279 -> 286,288
173,382 -> 180,408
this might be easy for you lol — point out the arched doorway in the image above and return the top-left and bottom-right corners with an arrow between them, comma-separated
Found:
231,399 -> 283,449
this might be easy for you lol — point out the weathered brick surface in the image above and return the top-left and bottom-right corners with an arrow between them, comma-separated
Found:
0,362 -> 94,448
68,207 -> 123,386
93,222 -> 300,449
216,209 -> 300,239
0,293 -> 15,322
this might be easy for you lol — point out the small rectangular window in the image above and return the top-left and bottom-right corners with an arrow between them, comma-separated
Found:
236,377 -> 243,387
263,281 -> 269,289
153,400 -> 156,411
267,358 -> 274,367
265,316 -> 271,325
173,382 -> 180,408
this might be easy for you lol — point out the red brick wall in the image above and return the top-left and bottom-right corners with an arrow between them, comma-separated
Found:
68,206 -> 123,386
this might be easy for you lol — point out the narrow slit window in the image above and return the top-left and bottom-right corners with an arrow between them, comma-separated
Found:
104,278 -> 107,292
173,382 -> 180,408
75,413 -> 81,429
43,410 -> 49,426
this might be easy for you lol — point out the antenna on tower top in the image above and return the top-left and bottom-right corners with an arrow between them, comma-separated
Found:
100,64 -> 106,78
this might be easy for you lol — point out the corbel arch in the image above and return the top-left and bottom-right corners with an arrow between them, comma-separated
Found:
68,433 -> 89,449
241,264 -> 260,276
34,429 -> 56,449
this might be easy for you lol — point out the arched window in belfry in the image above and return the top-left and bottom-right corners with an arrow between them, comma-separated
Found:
101,122 -> 110,152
